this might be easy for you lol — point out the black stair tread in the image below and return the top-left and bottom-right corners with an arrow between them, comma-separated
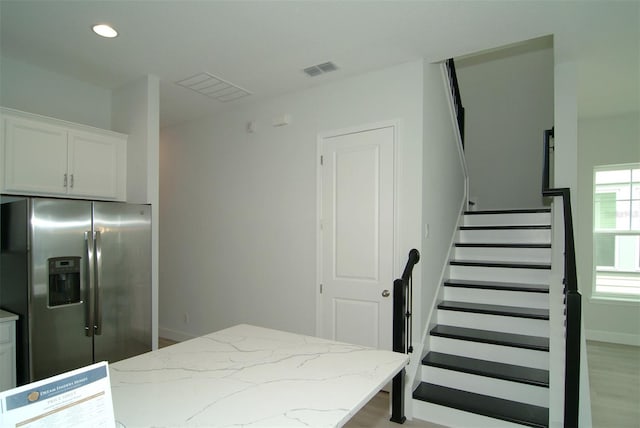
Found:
464,208 -> 551,215
450,259 -> 551,269
459,225 -> 550,230
438,300 -> 549,320
413,382 -> 549,428
422,352 -> 549,387
455,242 -> 551,248
430,325 -> 549,351
444,279 -> 549,293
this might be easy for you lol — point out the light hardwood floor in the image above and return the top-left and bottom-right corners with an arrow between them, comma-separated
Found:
158,338 -> 639,427
158,337 -> 177,348
344,391 -> 445,428
587,340 -> 640,428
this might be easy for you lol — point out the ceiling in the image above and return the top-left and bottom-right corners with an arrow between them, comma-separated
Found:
1,1 -> 638,128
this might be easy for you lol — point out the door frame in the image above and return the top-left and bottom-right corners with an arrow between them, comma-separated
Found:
315,120 -> 401,340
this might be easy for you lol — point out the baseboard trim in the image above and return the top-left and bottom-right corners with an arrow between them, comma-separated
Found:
586,329 -> 640,346
159,326 -> 198,342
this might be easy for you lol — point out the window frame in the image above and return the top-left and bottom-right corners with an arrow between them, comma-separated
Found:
592,163 -> 640,301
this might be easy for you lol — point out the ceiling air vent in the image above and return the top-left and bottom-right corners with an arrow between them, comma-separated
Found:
303,61 -> 339,77
175,72 -> 251,102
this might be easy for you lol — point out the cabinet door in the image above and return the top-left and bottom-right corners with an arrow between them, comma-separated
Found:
0,342 -> 13,392
3,116 -> 68,195
0,322 -> 16,392
68,131 -> 124,199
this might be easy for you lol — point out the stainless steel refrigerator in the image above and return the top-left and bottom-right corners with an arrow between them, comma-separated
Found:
0,197 -> 151,384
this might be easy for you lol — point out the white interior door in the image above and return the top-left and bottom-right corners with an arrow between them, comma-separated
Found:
319,125 -> 395,350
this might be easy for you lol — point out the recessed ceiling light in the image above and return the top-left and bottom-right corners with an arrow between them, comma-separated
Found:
92,24 -> 118,38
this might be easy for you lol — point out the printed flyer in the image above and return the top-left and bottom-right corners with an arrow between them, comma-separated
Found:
0,362 -> 115,428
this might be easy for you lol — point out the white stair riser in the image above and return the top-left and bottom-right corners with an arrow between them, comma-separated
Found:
458,229 -> 551,244
437,310 -> 549,337
430,336 -> 549,370
444,287 -> 549,309
455,246 -> 551,263
450,265 -> 551,284
464,212 -> 551,227
413,399 -> 534,428
421,366 -> 549,407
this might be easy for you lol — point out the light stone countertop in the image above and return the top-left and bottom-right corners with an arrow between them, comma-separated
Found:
109,324 -> 408,428
0,310 -> 18,322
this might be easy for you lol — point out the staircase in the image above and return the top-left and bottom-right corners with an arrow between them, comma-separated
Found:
413,209 -> 552,427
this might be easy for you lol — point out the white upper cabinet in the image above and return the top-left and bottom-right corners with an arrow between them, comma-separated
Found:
67,130 -> 123,199
3,116 -> 69,195
1,108 -> 127,201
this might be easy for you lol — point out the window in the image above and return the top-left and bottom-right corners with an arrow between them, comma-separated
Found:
593,164 -> 640,299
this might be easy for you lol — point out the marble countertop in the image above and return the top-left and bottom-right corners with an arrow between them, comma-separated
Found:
0,309 -> 18,322
109,324 -> 408,427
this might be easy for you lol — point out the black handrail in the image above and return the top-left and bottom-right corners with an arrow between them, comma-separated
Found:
390,249 -> 420,424
542,127 -> 554,192
394,248 -> 420,355
542,128 -> 582,427
445,58 -> 465,148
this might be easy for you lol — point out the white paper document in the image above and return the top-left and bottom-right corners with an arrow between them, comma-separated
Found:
0,362 -> 115,428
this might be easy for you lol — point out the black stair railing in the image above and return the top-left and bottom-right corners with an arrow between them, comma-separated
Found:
445,58 -> 465,148
390,249 -> 420,424
542,127 -> 582,428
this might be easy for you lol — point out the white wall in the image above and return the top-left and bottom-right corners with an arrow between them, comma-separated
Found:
420,62 -> 467,333
159,61 -> 424,340
547,58 -> 581,427
112,75 -> 160,204
111,75 -> 161,350
456,43 -> 554,210
402,61 -> 469,400
0,55 -> 112,129
577,113 -> 640,345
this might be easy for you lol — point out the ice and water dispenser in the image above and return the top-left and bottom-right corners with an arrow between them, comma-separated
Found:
48,257 -> 81,306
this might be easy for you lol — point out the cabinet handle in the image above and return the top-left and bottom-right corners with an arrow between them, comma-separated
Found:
70,174 -> 74,188
63,173 -> 68,188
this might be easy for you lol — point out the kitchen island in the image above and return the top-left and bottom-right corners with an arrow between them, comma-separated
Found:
109,324 -> 408,427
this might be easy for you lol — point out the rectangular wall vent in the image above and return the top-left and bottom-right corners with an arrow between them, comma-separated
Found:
175,72 -> 251,102
303,61 -> 339,77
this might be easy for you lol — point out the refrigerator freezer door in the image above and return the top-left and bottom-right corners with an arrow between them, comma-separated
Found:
30,198 -> 94,381
92,202 -> 151,363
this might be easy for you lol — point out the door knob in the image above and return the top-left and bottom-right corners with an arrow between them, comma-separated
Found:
382,289 -> 390,298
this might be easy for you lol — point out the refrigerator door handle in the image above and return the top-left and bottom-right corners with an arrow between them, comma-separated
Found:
85,231 -> 95,337
94,230 -> 103,335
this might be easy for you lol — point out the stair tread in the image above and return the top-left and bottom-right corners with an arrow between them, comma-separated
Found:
464,208 -> 551,215
430,325 -> 549,351
444,279 -> 549,293
450,259 -> 551,269
438,300 -> 549,319
455,242 -> 551,248
423,352 -> 549,387
460,225 -> 550,230
413,382 -> 549,428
